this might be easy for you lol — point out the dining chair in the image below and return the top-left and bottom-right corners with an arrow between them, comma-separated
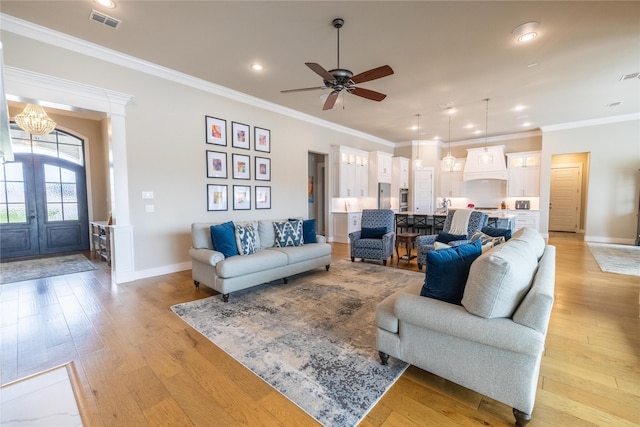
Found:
395,213 -> 410,234
412,214 -> 431,235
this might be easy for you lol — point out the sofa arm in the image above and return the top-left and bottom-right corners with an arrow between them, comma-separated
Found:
188,247 -> 225,266
348,231 -> 362,242
394,293 -> 546,356
316,235 -> 327,244
415,234 -> 437,247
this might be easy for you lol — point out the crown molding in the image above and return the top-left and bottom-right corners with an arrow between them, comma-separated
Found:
540,113 -> 640,132
1,13 -> 394,147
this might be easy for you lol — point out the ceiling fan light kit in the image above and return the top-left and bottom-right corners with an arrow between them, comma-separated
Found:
281,18 -> 394,110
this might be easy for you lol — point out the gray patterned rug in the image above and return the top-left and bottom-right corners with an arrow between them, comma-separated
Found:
171,260 -> 424,427
587,242 -> 640,277
0,254 -> 97,284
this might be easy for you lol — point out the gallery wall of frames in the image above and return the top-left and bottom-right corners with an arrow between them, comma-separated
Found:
204,115 -> 272,212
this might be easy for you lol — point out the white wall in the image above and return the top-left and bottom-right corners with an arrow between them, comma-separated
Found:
2,30 -> 390,278
540,118 -> 640,243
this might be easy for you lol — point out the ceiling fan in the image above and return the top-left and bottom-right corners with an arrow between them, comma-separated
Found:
281,18 -> 394,111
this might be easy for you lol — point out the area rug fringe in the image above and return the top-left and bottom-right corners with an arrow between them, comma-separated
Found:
171,260 -> 423,426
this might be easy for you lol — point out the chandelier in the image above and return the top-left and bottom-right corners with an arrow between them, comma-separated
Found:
14,104 -> 57,135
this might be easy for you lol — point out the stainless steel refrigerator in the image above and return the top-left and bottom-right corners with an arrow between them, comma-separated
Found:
378,183 -> 391,209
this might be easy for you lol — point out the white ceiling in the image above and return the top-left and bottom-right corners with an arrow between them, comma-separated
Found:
2,1 -> 639,144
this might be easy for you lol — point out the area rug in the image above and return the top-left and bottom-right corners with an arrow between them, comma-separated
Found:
171,260 -> 424,427
0,254 -> 96,284
587,243 -> 640,277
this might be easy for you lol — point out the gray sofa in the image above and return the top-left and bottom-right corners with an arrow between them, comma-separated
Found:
376,228 -> 555,426
189,220 -> 332,301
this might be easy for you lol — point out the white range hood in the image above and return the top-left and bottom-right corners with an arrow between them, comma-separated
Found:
463,145 -> 508,181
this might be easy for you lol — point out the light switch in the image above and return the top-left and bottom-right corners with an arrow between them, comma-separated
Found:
145,204 -> 155,213
142,191 -> 154,199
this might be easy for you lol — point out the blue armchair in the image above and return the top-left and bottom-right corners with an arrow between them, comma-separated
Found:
415,209 -> 488,270
349,209 -> 396,266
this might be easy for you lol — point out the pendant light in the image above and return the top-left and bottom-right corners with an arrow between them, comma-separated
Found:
413,113 -> 422,169
480,98 -> 493,165
14,104 -> 57,135
441,107 -> 455,171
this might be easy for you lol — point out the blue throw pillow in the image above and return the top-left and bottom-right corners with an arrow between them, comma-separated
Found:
289,218 -> 318,244
436,232 -> 468,244
210,221 -> 239,258
234,223 -> 258,255
361,227 -> 387,239
273,220 -> 304,247
420,240 -> 482,305
303,219 -> 318,244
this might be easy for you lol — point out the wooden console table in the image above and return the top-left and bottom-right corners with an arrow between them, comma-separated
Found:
90,221 -> 112,266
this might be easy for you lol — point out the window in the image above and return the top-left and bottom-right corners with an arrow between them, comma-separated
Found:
9,123 -> 85,165
44,164 -> 79,221
0,162 -> 27,223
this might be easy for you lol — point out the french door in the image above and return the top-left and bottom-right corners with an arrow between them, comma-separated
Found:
0,127 -> 89,259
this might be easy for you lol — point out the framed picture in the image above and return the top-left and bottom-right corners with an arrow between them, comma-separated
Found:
254,127 -> 270,152
255,186 -> 271,209
231,121 -> 250,150
207,184 -> 228,211
255,156 -> 271,181
233,185 -> 251,210
205,116 -> 227,146
206,150 -> 227,178
232,153 -> 250,180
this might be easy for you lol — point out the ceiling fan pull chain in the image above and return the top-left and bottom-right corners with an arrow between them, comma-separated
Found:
336,23 -> 340,68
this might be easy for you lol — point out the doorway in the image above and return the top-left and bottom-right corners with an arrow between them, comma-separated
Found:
0,126 -> 90,259
549,153 -> 589,233
308,152 -> 327,236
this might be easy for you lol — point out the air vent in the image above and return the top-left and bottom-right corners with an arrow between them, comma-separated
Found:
620,72 -> 639,81
89,9 -> 121,29
606,101 -> 622,108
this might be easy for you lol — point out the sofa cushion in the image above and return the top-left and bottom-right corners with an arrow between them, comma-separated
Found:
269,242 -> 331,264
462,238 -> 539,318
420,240 -> 482,305
216,248 -> 288,278
235,223 -> 258,255
210,221 -> 239,258
361,226 -> 387,239
436,232 -> 468,244
258,220 -> 276,249
512,227 -> 545,259
273,220 -> 304,247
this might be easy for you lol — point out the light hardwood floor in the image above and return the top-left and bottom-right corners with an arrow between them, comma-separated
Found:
1,233 -> 638,426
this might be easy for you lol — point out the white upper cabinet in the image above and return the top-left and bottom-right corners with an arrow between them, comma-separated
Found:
507,151 -> 541,197
369,151 -> 393,185
332,146 -> 369,198
392,157 -> 410,189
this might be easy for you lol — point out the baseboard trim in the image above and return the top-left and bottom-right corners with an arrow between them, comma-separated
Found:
584,236 -> 636,245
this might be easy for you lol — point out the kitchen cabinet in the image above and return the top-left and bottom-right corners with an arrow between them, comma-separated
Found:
332,212 -> 362,243
508,210 -> 540,231
331,146 -> 369,197
440,158 -> 466,197
393,157 -> 409,189
507,151 -> 541,197
368,151 -> 393,195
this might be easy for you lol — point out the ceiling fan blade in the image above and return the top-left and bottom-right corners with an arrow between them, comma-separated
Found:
349,87 -> 387,102
323,91 -> 339,110
350,65 -> 394,84
306,62 -> 335,82
280,86 -> 326,93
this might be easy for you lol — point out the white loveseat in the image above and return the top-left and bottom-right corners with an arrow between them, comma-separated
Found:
189,219 -> 332,302
376,228 -> 555,426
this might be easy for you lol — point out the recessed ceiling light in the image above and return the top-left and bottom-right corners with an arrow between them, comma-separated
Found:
464,123 -> 474,129
251,64 -> 264,71
514,105 -> 525,112
522,122 -> 531,127
474,130 -> 482,135
512,21 -> 539,43
94,0 -> 116,9
433,136 -> 441,140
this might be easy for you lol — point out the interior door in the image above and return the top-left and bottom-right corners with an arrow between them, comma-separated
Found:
0,153 -> 89,258
549,165 -> 581,232
413,168 -> 434,214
